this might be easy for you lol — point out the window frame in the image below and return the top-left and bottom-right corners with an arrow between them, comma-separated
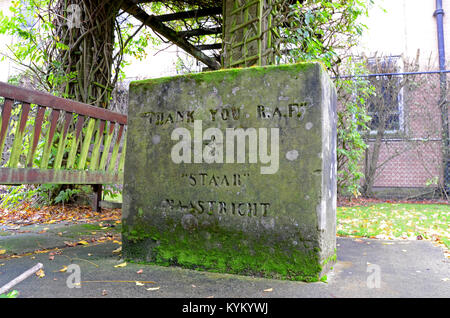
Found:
365,55 -> 405,136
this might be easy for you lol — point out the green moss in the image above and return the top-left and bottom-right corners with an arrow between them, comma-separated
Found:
130,62 -> 318,89
122,221 -> 152,242
122,219 -> 323,282
46,223 -> 121,239
80,224 -> 104,231
321,251 -> 337,266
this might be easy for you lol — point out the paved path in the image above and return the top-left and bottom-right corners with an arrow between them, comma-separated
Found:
0,222 -> 448,300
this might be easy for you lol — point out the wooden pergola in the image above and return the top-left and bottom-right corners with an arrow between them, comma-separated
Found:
119,0 -> 284,70
121,0 -> 222,69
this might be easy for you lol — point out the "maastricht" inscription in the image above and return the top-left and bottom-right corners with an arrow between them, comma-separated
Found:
163,199 -> 270,217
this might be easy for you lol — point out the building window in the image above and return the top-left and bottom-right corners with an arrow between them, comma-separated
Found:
366,56 -> 404,134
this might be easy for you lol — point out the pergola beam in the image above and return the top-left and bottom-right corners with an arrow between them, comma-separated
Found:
121,1 -> 221,70
178,26 -> 222,39
196,43 -> 222,50
156,7 -> 222,22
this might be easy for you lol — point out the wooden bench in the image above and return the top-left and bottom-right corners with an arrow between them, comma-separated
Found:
0,82 -> 127,211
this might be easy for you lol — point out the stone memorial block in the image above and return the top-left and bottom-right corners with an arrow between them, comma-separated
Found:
122,62 -> 337,281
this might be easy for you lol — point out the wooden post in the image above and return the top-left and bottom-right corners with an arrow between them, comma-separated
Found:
92,184 -> 102,212
222,0 -> 277,68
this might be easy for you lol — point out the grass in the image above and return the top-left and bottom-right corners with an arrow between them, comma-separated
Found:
337,203 -> 450,249
103,192 -> 122,203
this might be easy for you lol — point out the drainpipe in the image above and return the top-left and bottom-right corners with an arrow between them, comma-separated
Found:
434,0 -> 449,195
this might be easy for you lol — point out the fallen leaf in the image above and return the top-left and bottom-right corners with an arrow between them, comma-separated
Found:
146,286 -> 160,291
36,269 -> 45,278
137,269 -> 143,274
112,246 -> 122,254
0,249 -> 6,255
78,240 -> 89,246
34,249 -> 50,254
59,266 -> 68,272
114,262 -> 127,268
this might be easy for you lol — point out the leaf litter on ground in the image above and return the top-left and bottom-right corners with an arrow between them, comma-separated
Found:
337,201 -> 449,257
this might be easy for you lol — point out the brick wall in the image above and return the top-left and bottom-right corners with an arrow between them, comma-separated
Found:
337,71 -> 448,194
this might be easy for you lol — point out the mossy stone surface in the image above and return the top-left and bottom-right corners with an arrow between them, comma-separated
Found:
123,63 -> 337,281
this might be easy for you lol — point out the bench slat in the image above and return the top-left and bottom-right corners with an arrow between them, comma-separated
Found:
90,119 -> 106,171
0,98 -> 13,160
9,103 -> 31,168
118,138 -> 127,172
78,118 -> 97,170
108,124 -> 124,172
26,105 -> 46,168
54,112 -> 73,170
40,109 -> 60,169
99,122 -> 116,171
67,114 -> 85,169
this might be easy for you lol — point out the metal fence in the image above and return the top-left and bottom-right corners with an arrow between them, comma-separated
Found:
337,70 -> 449,199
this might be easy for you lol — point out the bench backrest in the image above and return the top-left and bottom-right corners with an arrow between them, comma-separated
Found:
0,82 -> 127,185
